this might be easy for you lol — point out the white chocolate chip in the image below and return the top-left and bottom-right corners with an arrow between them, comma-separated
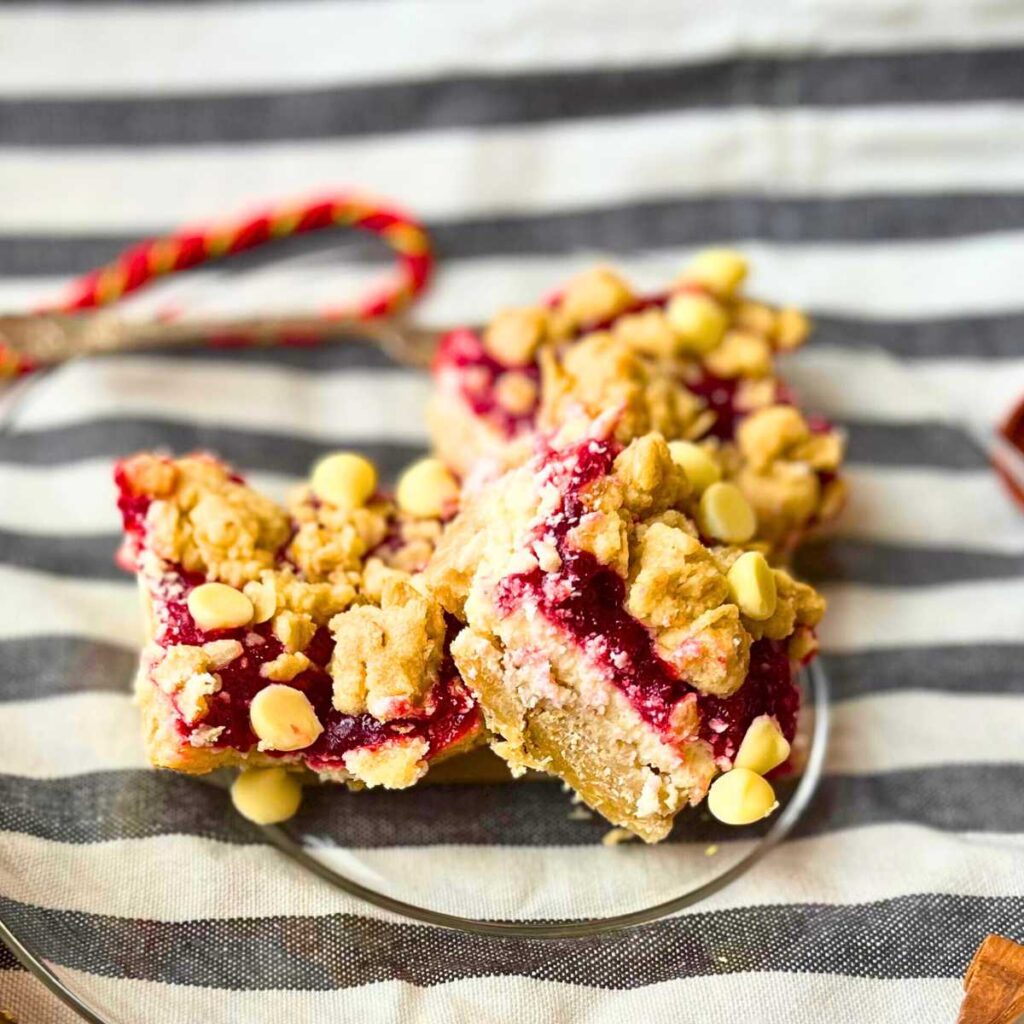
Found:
668,440 -> 722,494
726,551 -> 778,620
310,452 -> 377,510
698,482 -> 757,544
187,582 -> 254,632
665,292 -> 728,354
396,458 -> 460,518
707,768 -> 778,825
230,768 -> 303,825
681,248 -> 749,297
734,715 -> 791,776
249,684 -> 323,752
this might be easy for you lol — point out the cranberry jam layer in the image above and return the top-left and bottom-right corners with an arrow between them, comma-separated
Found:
429,423 -> 825,842
115,452 -> 482,788
426,253 -> 846,554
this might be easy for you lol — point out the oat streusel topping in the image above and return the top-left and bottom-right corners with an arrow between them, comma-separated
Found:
330,573 -> 447,720
427,250 -> 847,555
120,453 -> 291,588
118,451 -> 482,787
428,419 -> 824,841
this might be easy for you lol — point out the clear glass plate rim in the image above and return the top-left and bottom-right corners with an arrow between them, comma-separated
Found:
262,658 -> 831,940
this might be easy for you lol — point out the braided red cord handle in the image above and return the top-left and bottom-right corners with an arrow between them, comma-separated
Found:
0,194 -> 433,377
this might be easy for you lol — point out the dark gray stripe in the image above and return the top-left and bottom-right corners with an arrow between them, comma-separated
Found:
0,419 -> 428,477
10,194 -> 1024,279
0,636 -> 135,700
842,421 -> 986,469
0,417 -> 984,471
794,539 -> 1022,587
4,49 -> 1023,146
0,530 -> 121,580
3,531 -> 1016,587
1,765 -> 1021,848
825,645 -> 1024,700
2,892 -> 1021,988
813,313 -> 1024,360
3,636 -> 1021,703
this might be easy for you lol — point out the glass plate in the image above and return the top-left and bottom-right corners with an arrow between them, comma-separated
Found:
0,346 -> 829,1022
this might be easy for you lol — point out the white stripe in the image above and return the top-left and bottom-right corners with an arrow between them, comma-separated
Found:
0,0 -> 1019,95
820,579 -> 1024,650
0,826 -> 1020,923
839,467 -> 1024,554
2,105 -> 1023,233
829,692 -> 1024,774
10,358 -> 432,441
0,565 -> 140,646
5,688 -> 1020,779
0,969 -> 964,1024
786,348 -> 1024,426
3,462 -> 1021,558
8,231 -> 1024,322
2,692 -> 145,777
0,460 -> 298,534
6,345 -> 1020,444
417,235 -> 1024,320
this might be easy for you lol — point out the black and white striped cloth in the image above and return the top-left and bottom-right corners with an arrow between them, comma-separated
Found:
1,3 -> 1023,1021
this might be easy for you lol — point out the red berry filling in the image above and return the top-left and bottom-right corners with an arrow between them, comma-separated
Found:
493,436 -> 800,765
116,466 -> 481,769
433,328 -> 540,440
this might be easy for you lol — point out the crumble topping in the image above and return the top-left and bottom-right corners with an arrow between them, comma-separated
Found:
427,251 -> 846,555
287,487 -> 391,583
343,737 -> 431,789
121,453 -> 290,588
429,420 -> 823,840
556,266 -> 635,330
116,451 -> 482,787
538,332 -> 709,449
329,574 -> 446,720
483,306 -> 550,365
260,651 -> 313,682
150,640 -> 244,724
725,403 -> 847,545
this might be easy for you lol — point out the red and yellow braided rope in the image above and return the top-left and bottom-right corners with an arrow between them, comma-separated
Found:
0,193 -> 434,377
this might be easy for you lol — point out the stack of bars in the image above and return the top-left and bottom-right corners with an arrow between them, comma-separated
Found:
115,249 -> 846,843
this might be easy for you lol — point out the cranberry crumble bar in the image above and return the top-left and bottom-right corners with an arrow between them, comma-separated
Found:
115,451 -> 481,813
428,250 -> 846,556
427,419 -> 825,842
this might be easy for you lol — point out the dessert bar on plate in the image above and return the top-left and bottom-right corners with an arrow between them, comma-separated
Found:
428,250 -> 845,557
113,248 -> 836,841
115,451 -> 482,808
428,419 -> 825,842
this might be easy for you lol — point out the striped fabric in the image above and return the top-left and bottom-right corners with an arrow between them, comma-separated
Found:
2,2 -> 1024,1021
